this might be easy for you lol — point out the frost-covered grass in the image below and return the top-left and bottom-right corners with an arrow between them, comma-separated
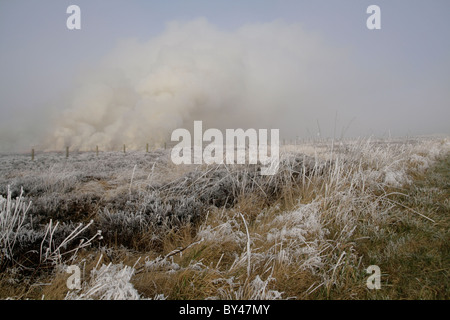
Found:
0,137 -> 449,299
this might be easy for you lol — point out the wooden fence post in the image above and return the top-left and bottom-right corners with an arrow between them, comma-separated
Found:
66,146 -> 69,158
31,148 -> 34,161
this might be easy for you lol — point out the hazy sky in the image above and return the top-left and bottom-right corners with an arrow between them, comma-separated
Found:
0,0 -> 449,151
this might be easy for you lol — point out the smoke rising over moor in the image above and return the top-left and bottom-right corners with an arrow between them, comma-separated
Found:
46,19 -> 379,150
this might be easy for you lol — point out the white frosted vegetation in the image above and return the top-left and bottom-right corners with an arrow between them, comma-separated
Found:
0,187 -> 31,263
65,263 -> 140,300
1,137 -> 448,299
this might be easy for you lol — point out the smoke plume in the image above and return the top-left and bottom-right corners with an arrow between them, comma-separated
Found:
46,19 -> 373,150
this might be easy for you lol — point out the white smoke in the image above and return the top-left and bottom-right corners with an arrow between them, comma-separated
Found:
46,18 -> 362,151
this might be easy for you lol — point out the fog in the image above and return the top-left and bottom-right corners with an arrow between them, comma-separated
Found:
1,1 -> 449,152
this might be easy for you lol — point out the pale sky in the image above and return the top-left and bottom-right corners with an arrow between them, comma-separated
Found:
0,0 -> 449,151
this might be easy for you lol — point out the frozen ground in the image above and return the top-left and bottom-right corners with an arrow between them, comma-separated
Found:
0,137 -> 449,299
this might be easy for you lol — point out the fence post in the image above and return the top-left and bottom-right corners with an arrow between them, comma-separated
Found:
146,143 -> 149,153
164,142 -> 167,150
66,146 -> 69,158
123,144 -> 126,154
96,145 -> 99,157
31,148 -> 34,161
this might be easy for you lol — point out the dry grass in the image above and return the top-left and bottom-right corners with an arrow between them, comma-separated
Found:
0,137 -> 449,299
